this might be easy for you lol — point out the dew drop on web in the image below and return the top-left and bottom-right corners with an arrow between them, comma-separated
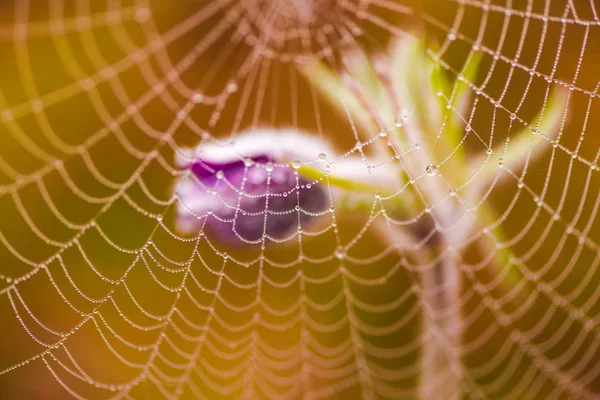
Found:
426,164 -> 438,176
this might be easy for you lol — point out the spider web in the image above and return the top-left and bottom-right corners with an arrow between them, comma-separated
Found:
0,0 -> 600,399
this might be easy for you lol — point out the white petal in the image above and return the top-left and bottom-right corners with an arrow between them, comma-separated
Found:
190,128 -> 334,164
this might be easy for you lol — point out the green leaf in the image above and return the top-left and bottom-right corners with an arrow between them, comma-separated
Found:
468,87 -> 568,194
436,51 -> 483,162
390,37 -> 441,139
465,87 -> 568,301
342,50 -> 397,127
299,59 -> 377,137
297,163 -> 395,196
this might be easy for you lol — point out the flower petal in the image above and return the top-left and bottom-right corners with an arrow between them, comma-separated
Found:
175,129 -> 334,244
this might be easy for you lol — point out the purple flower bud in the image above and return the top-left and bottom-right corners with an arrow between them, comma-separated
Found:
175,129 -> 331,244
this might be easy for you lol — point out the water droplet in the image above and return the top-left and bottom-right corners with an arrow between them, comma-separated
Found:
486,148 -> 493,155
191,92 -> 204,103
400,108 -> 410,121
414,142 -> 421,150
351,26 -> 362,36
215,170 -> 224,180
510,113 -> 517,120
265,162 -> 274,172
226,82 -> 238,93
465,124 -> 472,132
318,153 -> 327,161
334,247 -> 346,259
291,160 -> 301,169
426,164 -> 438,176
244,158 -> 254,167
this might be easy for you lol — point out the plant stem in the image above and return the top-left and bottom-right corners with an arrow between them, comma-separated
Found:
420,252 -> 463,400
387,115 -> 465,399
374,219 -> 463,399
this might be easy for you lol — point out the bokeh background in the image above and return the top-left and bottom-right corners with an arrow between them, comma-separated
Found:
1,0 -> 600,399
